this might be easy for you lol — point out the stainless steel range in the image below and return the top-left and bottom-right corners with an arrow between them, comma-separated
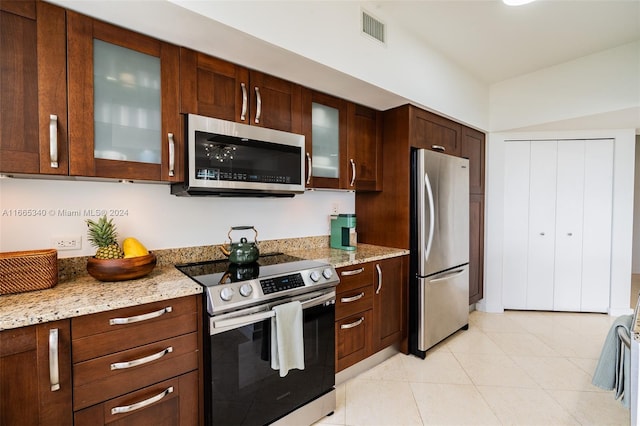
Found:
177,253 -> 339,426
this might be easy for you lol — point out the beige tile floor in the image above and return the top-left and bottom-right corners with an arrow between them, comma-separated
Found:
315,308 -> 633,426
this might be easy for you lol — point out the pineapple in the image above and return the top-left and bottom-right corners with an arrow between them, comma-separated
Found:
86,215 -> 124,259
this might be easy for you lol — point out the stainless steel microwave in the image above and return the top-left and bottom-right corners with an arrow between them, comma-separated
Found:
172,114 -> 305,197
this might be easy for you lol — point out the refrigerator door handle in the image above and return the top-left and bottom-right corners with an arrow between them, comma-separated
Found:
428,268 -> 466,283
422,172 -> 435,265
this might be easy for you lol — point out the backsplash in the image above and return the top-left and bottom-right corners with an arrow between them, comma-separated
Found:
0,178 -> 354,257
57,235 -> 330,281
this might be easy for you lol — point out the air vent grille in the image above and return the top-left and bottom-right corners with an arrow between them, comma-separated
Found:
362,11 -> 385,44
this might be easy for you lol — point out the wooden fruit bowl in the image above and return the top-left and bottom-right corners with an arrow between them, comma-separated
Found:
87,253 -> 157,282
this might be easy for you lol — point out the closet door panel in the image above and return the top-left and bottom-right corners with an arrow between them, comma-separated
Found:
526,141 -> 557,310
502,141 -> 531,309
581,139 -> 613,312
553,140 -> 585,311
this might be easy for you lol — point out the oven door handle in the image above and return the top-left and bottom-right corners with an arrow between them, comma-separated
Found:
212,291 -> 335,331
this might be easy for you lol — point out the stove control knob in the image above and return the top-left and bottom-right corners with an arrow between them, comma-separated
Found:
220,287 -> 234,301
309,271 -> 320,282
239,283 -> 253,297
322,268 -> 334,280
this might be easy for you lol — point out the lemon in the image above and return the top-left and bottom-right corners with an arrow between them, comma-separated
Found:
122,237 -> 149,258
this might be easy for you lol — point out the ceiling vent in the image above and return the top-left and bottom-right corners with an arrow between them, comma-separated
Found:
361,10 -> 385,44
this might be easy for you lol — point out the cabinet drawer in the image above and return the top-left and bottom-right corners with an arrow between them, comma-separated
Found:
73,332 -> 198,410
72,296 -> 197,363
336,285 -> 373,321
336,310 -> 372,372
336,263 -> 373,293
74,370 -> 199,426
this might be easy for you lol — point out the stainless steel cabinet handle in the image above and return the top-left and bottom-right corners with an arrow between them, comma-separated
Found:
109,306 -> 172,325
110,347 -> 173,370
349,159 -> 356,187
375,264 -> 382,294
341,317 -> 364,329
341,292 -> 364,303
49,114 -> 59,168
254,87 -> 262,124
111,386 -> 174,415
240,82 -> 247,121
49,328 -> 60,391
306,152 -> 312,184
341,267 -> 364,277
431,145 -> 445,152
168,133 -> 175,177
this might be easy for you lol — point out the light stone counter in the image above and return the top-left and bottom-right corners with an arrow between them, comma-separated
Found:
0,242 -> 408,331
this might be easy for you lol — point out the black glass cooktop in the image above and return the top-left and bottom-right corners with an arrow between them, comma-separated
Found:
176,252 -> 317,287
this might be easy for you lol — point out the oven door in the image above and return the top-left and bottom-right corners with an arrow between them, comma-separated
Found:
205,291 -> 335,426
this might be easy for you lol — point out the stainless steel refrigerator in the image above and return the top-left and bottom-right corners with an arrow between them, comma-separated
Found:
410,148 -> 470,358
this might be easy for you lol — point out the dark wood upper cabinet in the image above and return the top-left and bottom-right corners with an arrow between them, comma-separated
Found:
180,48 -> 302,134
67,11 -> 182,182
0,1 -> 68,175
347,103 -> 383,191
462,126 -> 485,195
411,106 -> 462,156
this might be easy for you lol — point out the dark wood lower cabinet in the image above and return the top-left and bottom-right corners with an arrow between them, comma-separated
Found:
0,320 -> 73,426
335,256 -> 407,372
74,370 -> 198,426
373,256 -> 405,351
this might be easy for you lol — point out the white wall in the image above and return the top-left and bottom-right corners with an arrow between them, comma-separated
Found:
480,129 -> 636,316
0,179 -> 354,258
490,41 -> 640,132
633,135 -> 640,273
49,0 -> 490,131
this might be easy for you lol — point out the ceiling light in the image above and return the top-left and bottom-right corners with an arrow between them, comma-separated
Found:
503,0 -> 536,5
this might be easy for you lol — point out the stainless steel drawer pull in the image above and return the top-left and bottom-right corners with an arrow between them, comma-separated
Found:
341,292 -> 364,303
431,145 -> 445,152
375,264 -> 383,294
341,317 -> 364,329
110,347 -> 173,370
350,159 -> 356,187
254,86 -> 262,123
111,386 -> 174,415
341,268 -> 364,277
168,133 -> 175,177
109,306 -> 172,325
306,152 -> 312,184
49,114 -> 59,168
240,82 -> 248,121
49,328 -> 60,391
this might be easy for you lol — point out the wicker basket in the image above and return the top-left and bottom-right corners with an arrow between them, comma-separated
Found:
0,249 -> 58,295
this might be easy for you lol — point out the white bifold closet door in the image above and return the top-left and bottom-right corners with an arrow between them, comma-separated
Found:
502,139 -> 613,312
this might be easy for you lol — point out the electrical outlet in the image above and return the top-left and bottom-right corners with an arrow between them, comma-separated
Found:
331,203 -> 339,215
52,236 -> 82,251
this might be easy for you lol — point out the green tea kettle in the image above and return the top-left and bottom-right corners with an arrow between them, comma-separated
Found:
219,226 -> 260,265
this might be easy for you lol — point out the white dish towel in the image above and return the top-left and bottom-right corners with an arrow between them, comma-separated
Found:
271,300 -> 305,377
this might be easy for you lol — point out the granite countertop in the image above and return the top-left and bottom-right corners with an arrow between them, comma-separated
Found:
0,242 -> 408,331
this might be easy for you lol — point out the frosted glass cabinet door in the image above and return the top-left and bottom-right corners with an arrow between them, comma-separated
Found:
93,40 -> 161,164
553,140 -> 585,312
67,11 -> 181,181
311,102 -> 339,179
525,140 -> 557,310
502,141 -> 531,309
